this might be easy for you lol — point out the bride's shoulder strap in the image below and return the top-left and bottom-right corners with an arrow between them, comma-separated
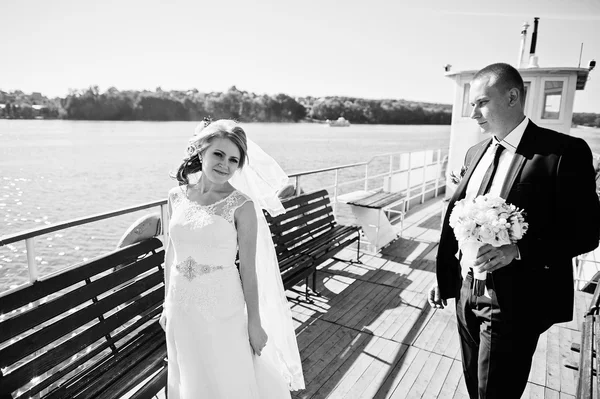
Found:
223,190 -> 253,225
168,185 -> 187,210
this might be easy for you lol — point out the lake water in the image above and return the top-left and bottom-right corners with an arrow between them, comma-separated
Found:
0,120 -> 454,290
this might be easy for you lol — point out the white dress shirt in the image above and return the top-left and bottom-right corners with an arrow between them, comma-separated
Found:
464,117 -> 529,202
460,117 -> 529,273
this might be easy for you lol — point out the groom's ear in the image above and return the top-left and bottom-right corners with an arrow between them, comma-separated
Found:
507,88 -> 520,107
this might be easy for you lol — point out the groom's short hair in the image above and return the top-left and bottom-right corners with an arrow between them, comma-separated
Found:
473,63 -> 526,105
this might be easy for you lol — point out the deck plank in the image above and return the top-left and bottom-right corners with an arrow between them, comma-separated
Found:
343,339 -> 408,399
436,360 -> 466,399
287,196 -> 587,398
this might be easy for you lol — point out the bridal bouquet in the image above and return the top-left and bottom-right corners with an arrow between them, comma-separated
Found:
449,194 -> 529,296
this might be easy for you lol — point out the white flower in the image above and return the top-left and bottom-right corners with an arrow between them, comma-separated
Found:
449,194 -> 528,248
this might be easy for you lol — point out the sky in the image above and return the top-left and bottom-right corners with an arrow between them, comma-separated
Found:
1,0 -> 599,112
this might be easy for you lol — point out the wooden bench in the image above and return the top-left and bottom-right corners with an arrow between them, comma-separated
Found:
266,189 -> 361,301
338,189 -> 406,253
0,238 -> 166,399
570,280 -> 600,398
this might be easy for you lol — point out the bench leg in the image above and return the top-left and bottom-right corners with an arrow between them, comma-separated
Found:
311,270 -> 320,296
356,232 -> 362,263
304,276 -> 314,303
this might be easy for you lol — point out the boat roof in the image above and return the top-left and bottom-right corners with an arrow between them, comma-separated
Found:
445,67 -> 590,90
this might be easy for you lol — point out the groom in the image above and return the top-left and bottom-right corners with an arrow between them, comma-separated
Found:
428,62 -> 600,398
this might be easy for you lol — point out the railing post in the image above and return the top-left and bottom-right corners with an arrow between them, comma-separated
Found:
388,154 -> 393,192
435,149 -> 441,197
364,164 -> 369,191
421,151 -> 427,204
160,203 -> 170,245
295,176 -> 302,196
296,176 -> 301,197
25,238 -> 39,283
333,169 -> 339,219
406,153 -> 412,212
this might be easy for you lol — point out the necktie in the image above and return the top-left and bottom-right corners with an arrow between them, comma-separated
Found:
477,143 -> 505,196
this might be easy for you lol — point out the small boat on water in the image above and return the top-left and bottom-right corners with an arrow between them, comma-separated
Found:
326,117 -> 350,127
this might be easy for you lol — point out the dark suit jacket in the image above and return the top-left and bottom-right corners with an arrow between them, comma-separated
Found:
436,120 -> 600,328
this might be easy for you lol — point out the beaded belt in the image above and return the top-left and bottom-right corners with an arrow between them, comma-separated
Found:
175,256 -> 224,281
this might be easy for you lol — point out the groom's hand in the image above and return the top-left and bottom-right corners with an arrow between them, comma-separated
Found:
428,285 -> 447,309
473,244 -> 519,273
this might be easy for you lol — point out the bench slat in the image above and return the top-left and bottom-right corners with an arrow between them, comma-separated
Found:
56,325 -> 164,399
268,197 -> 330,226
269,206 -> 332,235
279,253 -> 313,274
348,191 -> 405,208
0,238 -> 162,314
285,225 -> 358,260
0,288 -> 164,393
16,307 -> 163,399
311,232 -> 360,265
127,367 -> 168,399
274,214 -> 335,250
277,190 -> 328,211
0,270 -> 163,370
0,251 -> 164,344
94,344 -> 166,399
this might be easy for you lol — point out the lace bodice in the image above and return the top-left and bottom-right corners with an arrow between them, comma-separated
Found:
165,186 -> 251,317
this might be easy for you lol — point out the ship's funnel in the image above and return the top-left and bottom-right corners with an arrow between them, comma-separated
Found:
528,17 -> 540,68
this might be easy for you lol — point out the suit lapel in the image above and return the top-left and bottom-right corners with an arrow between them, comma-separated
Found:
499,154 -> 526,199
451,138 -> 492,203
499,121 -> 536,199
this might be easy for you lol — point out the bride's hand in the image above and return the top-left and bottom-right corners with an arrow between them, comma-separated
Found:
159,310 -> 167,331
248,320 -> 268,356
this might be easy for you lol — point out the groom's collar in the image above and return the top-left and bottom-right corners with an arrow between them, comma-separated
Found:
493,116 -> 528,154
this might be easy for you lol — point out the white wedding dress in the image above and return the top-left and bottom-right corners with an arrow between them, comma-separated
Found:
164,186 -> 292,399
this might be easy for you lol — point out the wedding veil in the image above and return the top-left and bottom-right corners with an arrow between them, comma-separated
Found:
189,121 -> 305,390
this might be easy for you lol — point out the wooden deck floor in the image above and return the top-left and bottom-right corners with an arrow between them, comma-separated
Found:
289,197 -> 591,399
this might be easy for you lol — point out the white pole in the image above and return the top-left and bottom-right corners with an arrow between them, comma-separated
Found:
435,149 -> 441,197
406,153 -> 412,211
333,169 -> 339,218
25,238 -> 39,283
160,203 -> 170,245
421,151 -> 427,203
295,176 -> 302,196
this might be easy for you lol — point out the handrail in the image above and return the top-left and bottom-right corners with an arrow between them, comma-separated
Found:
0,147 -> 447,289
288,161 -> 368,178
0,199 -> 166,247
287,149 -> 443,179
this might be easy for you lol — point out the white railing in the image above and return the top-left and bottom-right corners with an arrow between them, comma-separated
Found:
288,148 -> 447,219
0,200 -> 169,298
0,148 -> 448,294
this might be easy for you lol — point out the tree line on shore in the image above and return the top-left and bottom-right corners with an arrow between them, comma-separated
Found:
1,86 -> 598,127
0,86 -> 452,125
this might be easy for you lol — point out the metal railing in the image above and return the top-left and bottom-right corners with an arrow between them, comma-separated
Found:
0,200 -> 170,298
0,148 -> 448,295
289,148 -> 447,217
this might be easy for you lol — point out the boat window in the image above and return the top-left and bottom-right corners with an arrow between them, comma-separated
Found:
541,80 -> 563,120
461,83 -> 472,117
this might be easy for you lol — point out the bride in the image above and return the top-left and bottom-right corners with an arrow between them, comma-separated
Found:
159,118 -> 304,398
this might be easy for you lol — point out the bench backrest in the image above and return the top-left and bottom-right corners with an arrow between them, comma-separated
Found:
266,190 -> 336,263
0,238 -> 165,399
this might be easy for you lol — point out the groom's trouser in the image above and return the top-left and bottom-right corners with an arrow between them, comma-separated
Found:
456,272 -> 543,399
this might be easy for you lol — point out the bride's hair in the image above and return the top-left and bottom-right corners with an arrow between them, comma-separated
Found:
171,119 -> 248,185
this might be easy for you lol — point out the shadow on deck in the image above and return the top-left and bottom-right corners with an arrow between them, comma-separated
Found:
289,197 -> 590,399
